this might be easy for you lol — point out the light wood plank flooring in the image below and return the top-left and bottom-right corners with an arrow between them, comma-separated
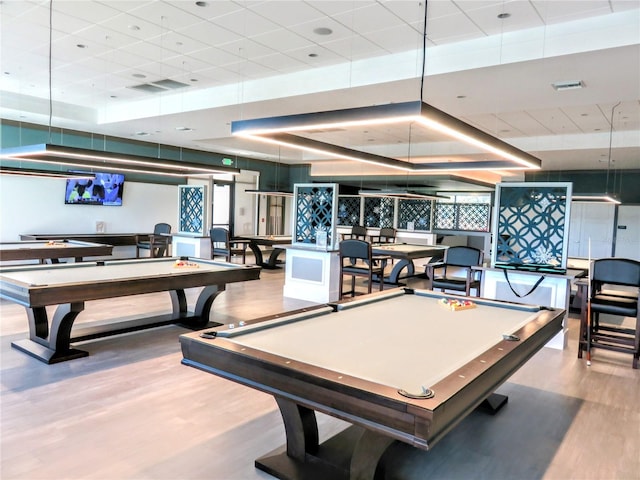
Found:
1,266 -> 638,480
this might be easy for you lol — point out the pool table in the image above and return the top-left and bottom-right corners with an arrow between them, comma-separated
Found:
0,240 -> 113,263
180,288 -> 563,480
371,243 -> 448,284
20,232 -> 153,246
1,257 -> 261,364
236,235 -> 291,269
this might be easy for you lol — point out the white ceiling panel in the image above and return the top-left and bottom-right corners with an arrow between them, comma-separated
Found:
0,0 -> 638,178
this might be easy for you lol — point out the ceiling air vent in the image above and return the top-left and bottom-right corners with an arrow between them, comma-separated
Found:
127,78 -> 191,94
551,80 -> 585,91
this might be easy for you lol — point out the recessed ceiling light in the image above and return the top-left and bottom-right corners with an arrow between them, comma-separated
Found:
456,95 -> 466,99
313,27 -> 333,35
196,1 -> 208,6
110,95 -> 117,98
308,53 -> 318,58
132,73 -> 146,79
497,13 -> 511,19
76,44 -> 88,49
135,131 -> 151,136
190,78 -> 198,82
175,127 -> 194,132
129,25 -> 141,31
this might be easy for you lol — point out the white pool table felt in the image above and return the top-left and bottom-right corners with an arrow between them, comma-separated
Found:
220,292 -> 539,393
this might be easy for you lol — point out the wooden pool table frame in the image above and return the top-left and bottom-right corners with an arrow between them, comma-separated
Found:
0,257 -> 261,364
180,288 -> 564,480
0,240 -> 113,263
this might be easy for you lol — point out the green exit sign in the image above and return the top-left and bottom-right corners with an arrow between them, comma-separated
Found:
222,158 -> 234,166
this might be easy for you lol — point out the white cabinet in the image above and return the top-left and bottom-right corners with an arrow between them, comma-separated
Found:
568,202 -> 615,258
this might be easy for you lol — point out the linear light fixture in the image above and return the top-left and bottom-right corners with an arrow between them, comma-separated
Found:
358,189 -> 445,200
0,166 -> 94,179
245,189 -> 293,197
231,101 -> 542,172
572,194 -> 621,204
0,144 -> 240,177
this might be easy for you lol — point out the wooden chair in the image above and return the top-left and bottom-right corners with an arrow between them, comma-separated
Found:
339,239 -> 390,298
424,246 -> 483,297
581,258 -> 640,368
370,227 -> 396,244
136,223 -> 171,258
342,225 -> 367,241
370,227 -> 397,264
210,227 -> 249,263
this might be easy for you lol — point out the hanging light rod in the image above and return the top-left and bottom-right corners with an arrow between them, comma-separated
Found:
244,189 -> 293,197
572,194 -> 621,204
0,144 -> 240,176
231,101 -> 542,172
358,189 -> 447,200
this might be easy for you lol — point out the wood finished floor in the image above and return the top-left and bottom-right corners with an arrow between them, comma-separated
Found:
1,265 -> 639,480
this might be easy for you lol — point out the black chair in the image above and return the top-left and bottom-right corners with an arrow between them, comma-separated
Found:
581,258 -> 640,369
210,227 -> 249,263
136,223 -> 171,258
339,239 -> 390,298
424,246 -> 483,297
342,225 -> 367,241
371,227 -> 397,264
370,227 -> 396,244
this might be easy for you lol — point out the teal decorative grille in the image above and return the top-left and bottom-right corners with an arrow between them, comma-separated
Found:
179,185 -> 205,234
494,183 -> 571,266
398,199 -> 432,230
294,184 -> 336,246
363,197 -> 394,228
337,196 -> 361,226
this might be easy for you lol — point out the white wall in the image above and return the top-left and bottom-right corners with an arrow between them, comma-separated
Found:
0,175 -> 178,242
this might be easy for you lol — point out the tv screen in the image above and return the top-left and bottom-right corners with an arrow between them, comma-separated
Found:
65,173 -> 125,206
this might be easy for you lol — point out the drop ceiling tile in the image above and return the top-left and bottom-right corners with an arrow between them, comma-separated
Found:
331,2 -> 407,34
124,1 -> 203,31
54,0 -> 122,25
362,23 -> 422,53
175,20 -> 244,46
531,0 -> 612,24
321,35 -> 388,61
208,9 -> 282,37
249,1 -> 327,27
251,28 -> 315,53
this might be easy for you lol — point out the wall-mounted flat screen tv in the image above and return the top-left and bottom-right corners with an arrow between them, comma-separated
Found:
64,172 -> 125,206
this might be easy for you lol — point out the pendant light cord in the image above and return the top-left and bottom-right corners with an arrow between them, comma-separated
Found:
48,0 -> 53,142
420,0 -> 429,102
606,101 -> 621,194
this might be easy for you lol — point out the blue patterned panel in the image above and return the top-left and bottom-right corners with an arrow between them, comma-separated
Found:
179,185 -> 205,234
338,196 -> 361,226
496,185 -> 569,265
295,185 -> 335,245
456,203 -> 491,231
398,200 -> 431,231
363,197 -> 394,228
434,203 -> 456,230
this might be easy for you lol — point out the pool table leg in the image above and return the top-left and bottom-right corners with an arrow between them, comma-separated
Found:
171,285 -> 226,329
12,302 -> 88,364
256,396 -> 395,480
247,242 -> 265,267
350,429 -> 396,480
